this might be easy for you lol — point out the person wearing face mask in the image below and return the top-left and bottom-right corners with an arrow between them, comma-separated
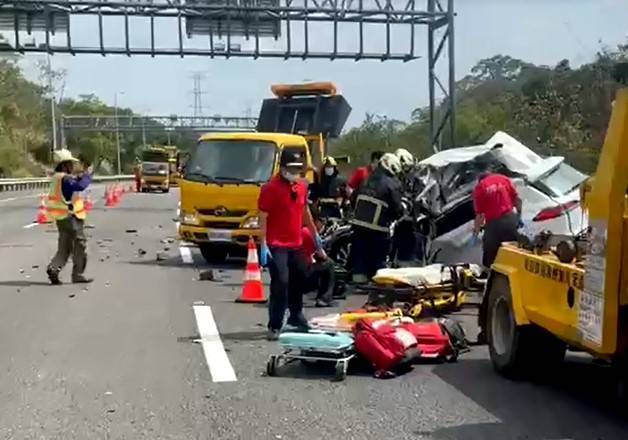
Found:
258,149 -> 328,341
310,156 -> 348,219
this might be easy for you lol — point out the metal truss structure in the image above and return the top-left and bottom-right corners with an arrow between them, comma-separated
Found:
0,0 -> 456,149
61,114 -> 258,132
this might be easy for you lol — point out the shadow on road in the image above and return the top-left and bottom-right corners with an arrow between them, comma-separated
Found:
0,280 -> 50,287
429,356 -> 628,440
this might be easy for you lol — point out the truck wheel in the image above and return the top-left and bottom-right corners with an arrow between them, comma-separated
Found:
487,275 -> 566,379
199,244 -> 228,265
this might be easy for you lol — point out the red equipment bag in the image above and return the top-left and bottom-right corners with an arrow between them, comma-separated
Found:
354,320 -> 419,375
402,319 -> 458,362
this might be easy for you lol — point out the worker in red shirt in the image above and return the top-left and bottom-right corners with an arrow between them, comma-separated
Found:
348,150 -> 384,191
472,172 -> 522,268
258,149 -> 327,340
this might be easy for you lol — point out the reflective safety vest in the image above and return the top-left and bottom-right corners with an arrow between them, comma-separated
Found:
351,194 -> 390,233
46,173 -> 87,221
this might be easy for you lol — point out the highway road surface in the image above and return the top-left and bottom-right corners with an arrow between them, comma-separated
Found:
1,188 -> 628,440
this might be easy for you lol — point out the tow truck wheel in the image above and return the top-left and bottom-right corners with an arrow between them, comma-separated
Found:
199,244 -> 228,265
487,275 -> 566,379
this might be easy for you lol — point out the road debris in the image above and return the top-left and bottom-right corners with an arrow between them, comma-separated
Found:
199,270 -> 216,281
68,294 -> 76,298
125,229 -> 138,234
32,265 -> 39,269
156,252 -> 168,261
138,248 -> 147,256
19,268 -> 24,274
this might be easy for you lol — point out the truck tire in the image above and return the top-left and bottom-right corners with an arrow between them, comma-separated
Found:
199,244 -> 228,265
487,275 -> 566,379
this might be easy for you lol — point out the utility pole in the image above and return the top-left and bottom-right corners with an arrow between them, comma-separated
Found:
114,91 -> 124,175
47,55 -> 58,151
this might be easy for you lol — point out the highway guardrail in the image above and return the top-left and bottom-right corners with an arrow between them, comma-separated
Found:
0,175 -> 134,193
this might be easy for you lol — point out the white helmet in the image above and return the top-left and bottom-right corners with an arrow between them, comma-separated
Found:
379,153 -> 402,176
395,148 -> 415,171
53,149 -> 79,165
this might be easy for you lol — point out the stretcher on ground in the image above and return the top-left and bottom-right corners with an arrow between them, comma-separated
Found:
357,264 -> 486,316
266,331 -> 355,381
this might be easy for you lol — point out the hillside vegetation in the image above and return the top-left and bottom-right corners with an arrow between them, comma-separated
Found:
335,43 -> 628,174
0,55 -> 194,178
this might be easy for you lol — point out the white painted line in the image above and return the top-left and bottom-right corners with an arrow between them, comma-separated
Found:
23,222 -> 39,229
0,194 -> 39,204
192,305 -> 237,383
179,246 -> 193,264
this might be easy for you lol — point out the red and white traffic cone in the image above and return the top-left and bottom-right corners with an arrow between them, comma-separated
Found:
235,238 -> 267,303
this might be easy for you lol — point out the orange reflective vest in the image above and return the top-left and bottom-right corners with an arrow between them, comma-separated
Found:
46,173 -> 87,221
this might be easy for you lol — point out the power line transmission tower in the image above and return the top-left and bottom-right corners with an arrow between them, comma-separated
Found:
190,72 -> 207,118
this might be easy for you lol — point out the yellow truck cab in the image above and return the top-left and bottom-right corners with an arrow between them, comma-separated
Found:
139,147 -> 170,193
179,132 -> 314,263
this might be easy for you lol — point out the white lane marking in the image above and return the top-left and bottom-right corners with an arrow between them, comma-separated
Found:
192,305 -> 237,383
23,222 -> 39,229
179,246 -> 193,264
0,194 -> 39,204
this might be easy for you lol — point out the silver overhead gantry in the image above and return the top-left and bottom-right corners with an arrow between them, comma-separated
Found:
0,0 -> 456,150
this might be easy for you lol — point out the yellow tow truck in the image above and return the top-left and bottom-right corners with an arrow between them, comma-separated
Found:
178,82 -> 351,264
482,69 -> 628,389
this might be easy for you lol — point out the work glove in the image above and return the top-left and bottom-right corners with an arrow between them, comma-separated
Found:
466,233 -> 480,248
260,243 -> 272,267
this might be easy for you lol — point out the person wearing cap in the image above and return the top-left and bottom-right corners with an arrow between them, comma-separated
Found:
258,149 -> 327,340
310,156 -> 348,219
46,149 -> 94,285
348,150 -> 385,192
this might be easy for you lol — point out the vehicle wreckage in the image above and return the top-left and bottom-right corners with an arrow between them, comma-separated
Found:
406,131 -> 589,265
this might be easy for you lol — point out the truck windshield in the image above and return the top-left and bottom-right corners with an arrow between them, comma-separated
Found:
142,151 -> 168,162
142,162 -> 168,175
185,140 -> 276,183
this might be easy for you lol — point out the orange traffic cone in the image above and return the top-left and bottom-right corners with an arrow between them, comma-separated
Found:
236,238 -> 267,303
84,190 -> 94,212
113,185 -> 121,205
36,194 -> 51,224
105,187 -> 115,207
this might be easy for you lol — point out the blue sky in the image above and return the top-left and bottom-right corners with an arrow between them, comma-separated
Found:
17,0 -> 628,127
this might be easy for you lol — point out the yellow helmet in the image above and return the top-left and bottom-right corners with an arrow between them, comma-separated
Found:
323,156 -> 337,167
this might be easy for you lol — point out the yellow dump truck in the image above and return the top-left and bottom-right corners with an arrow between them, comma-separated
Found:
139,147 -> 170,193
481,76 -> 628,391
178,82 -> 351,264
178,132 -> 314,263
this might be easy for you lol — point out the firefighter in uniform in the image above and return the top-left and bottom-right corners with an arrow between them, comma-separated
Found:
350,153 -> 404,283
46,149 -> 94,285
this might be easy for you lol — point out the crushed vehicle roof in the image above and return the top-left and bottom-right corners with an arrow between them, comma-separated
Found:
419,131 -> 563,179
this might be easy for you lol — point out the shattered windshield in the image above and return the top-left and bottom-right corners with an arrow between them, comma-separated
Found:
533,163 -> 587,197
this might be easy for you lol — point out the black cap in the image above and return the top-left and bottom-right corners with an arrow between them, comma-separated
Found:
280,149 -> 305,168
